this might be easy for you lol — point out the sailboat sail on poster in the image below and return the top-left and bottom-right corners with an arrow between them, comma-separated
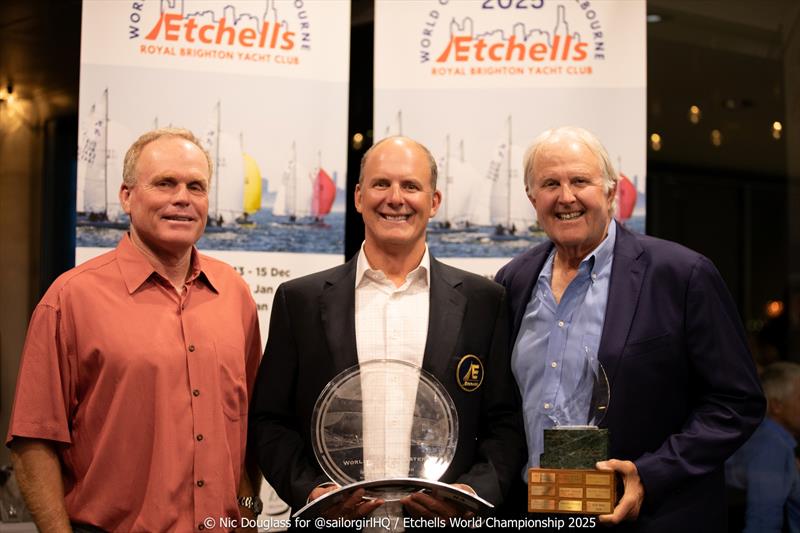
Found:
77,88 -> 133,224
203,101 -> 246,227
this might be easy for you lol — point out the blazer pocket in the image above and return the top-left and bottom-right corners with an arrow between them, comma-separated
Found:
623,333 -> 673,361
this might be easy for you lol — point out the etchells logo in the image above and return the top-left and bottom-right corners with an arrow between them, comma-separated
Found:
419,0 -> 606,78
127,0 -> 313,65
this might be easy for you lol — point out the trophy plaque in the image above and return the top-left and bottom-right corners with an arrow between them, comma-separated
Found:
294,359 -> 493,518
528,351 -> 616,514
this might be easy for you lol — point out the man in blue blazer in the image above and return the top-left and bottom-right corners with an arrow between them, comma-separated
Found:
495,126 -> 764,531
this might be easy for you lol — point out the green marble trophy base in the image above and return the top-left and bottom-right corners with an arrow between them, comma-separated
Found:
540,427 -> 609,469
528,427 -> 616,515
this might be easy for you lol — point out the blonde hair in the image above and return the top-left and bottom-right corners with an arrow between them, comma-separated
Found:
122,127 -> 212,187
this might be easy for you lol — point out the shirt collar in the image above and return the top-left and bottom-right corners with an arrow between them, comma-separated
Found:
116,234 -> 217,294
355,242 -> 431,288
538,219 -> 617,284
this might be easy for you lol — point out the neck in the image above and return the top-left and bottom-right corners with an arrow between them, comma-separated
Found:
129,232 -> 193,292
363,240 -> 426,287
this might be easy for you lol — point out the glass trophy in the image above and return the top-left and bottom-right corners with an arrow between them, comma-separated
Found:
528,350 -> 617,515
294,359 -> 492,518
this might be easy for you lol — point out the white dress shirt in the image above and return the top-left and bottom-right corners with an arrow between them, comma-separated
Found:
355,244 -> 430,483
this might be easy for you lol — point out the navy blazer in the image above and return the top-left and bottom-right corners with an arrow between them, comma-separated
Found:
495,223 -> 765,531
249,255 -> 526,512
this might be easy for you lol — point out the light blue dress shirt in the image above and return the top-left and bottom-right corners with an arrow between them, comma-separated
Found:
512,220 -> 616,477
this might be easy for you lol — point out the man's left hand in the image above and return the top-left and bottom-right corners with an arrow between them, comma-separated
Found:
595,459 -> 644,525
400,483 -> 476,520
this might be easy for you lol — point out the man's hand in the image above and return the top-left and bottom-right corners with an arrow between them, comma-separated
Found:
400,483 -> 476,520
595,459 -> 645,525
309,485 -> 384,519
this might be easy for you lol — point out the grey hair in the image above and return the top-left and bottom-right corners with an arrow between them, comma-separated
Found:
359,136 -> 438,190
123,127 -> 212,187
761,361 -> 800,404
522,126 -> 618,213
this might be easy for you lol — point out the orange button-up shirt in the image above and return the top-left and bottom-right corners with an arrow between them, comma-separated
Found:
7,235 -> 261,532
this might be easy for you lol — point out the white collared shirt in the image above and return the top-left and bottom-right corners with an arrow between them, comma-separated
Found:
355,243 -> 430,367
354,243 -> 431,484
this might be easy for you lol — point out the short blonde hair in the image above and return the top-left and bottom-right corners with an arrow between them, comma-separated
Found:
122,127 -> 212,187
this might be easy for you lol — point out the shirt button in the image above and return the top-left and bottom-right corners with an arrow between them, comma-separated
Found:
192,389 -> 200,397
196,434 -> 204,441
188,345 -> 196,352
544,402 -> 551,409
198,524 -> 205,531
551,361 -> 558,368
197,480 -> 204,487
591,273 -> 598,280
558,320 -> 565,328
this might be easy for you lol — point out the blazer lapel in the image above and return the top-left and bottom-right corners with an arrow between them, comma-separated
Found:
320,257 -> 359,372
423,259 -> 467,379
598,224 -> 646,389
510,245 -> 552,341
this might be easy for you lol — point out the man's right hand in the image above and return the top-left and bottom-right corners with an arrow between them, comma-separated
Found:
10,438 -> 72,533
309,485 -> 385,519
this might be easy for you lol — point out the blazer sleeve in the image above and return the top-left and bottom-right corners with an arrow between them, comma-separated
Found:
455,290 -> 527,504
248,283 -> 328,510
633,255 -> 765,503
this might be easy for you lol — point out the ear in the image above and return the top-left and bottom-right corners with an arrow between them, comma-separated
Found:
120,183 -> 133,215
527,185 -> 537,210
429,189 -> 442,217
354,183 -> 363,214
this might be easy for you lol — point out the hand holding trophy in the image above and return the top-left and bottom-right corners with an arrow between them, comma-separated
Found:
294,359 -> 492,521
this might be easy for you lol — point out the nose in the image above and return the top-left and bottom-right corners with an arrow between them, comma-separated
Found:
387,183 -> 405,206
172,183 -> 191,205
558,182 -> 576,203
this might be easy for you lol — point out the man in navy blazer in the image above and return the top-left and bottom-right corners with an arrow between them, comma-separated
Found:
495,126 -> 764,531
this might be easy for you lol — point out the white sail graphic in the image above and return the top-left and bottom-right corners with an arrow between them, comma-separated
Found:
203,101 -> 245,226
273,141 -> 313,218
435,137 -> 490,227
487,117 -> 536,231
77,88 -> 133,221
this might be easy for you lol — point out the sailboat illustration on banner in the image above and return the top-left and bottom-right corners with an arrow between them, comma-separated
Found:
432,135 -> 488,231
487,115 -> 536,238
203,101 -> 248,228
241,132 -> 263,226
272,142 -> 336,224
77,87 -> 134,228
614,157 -> 638,225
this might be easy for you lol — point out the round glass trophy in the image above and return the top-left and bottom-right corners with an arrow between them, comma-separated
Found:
311,359 -> 458,500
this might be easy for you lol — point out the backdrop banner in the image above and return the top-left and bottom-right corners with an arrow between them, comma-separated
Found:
374,0 -> 646,276
77,0 -> 351,338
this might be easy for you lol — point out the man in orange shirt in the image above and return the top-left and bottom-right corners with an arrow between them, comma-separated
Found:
6,128 -> 262,532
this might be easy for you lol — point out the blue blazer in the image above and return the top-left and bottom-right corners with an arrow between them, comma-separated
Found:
496,223 -> 765,531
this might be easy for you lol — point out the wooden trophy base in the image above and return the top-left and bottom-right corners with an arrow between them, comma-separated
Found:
528,468 -> 616,514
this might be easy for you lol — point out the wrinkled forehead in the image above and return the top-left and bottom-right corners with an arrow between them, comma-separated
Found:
532,137 -> 602,177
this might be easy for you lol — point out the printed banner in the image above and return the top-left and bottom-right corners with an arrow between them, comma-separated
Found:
374,0 -> 646,277
77,0 -> 351,338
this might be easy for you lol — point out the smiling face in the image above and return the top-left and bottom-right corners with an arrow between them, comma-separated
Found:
355,137 -> 441,258
120,135 -> 209,262
527,135 -> 615,261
